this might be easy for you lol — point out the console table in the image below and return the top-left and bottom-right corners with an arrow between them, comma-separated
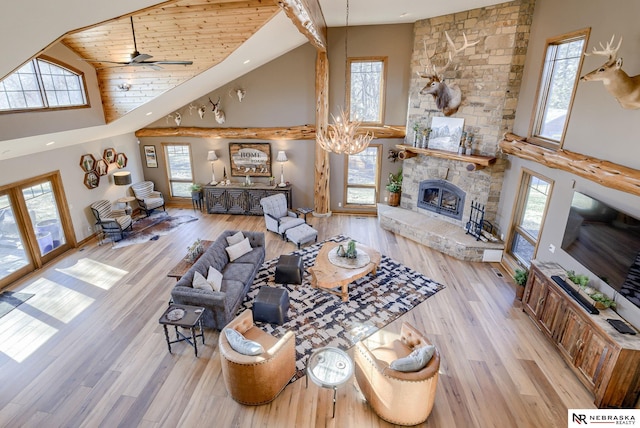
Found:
523,260 -> 640,408
203,183 -> 291,215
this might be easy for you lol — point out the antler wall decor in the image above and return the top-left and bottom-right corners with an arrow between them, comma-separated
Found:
580,35 -> 640,109
418,31 -> 479,116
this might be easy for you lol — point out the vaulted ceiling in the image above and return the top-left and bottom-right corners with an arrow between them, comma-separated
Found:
62,0 -> 281,122
1,0 -> 506,160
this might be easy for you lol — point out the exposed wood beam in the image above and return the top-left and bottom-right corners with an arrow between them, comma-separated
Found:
275,0 -> 327,52
135,125 -> 316,139
135,124 -> 406,140
314,51 -> 330,215
501,133 -> 640,197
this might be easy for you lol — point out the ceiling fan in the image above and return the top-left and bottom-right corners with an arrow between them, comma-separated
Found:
86,17 -> 193,70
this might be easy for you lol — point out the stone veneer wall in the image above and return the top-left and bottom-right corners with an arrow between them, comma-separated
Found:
402,0 -> 535,232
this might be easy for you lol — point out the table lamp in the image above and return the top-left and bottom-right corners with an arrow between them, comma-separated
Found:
276,151 -> 288,187
207,150 -> 218,185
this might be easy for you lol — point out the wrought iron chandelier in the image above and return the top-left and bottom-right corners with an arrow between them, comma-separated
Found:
316,0 -> 373,155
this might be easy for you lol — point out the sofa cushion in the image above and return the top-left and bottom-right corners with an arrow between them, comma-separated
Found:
231,247 -> 264,265
389,345 -> 436,372
192,271 -> 213,292
226,231 -> 245,247
226,237 -> 252,262
207,266 -> 223,292
224,328 -> 264,356
223,262 -> 257,285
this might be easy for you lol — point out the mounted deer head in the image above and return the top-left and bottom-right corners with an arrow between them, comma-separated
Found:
418,32 -> 479,116
580,35 -> 640,109
208,96 -> 226,124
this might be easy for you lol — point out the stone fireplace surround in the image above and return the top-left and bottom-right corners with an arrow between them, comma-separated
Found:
378,154 -> 505,262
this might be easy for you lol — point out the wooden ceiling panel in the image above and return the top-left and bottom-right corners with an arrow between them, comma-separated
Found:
61,0 -> 280,122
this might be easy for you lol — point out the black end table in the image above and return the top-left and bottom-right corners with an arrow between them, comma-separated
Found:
159,304 -> 205,357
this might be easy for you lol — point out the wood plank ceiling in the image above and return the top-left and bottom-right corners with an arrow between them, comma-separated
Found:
61,0 -> 280,123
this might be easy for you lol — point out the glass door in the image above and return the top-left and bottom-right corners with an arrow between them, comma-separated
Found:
23,181 -> 67,258
0,193 -> 33,284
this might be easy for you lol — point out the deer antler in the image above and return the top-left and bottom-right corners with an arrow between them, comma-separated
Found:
441,32 -> 480,73
418,32 -> 479,79
585,34 -> 622,60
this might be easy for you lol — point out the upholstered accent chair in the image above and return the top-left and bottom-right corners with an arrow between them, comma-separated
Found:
130,181 -> 165,217
354,322 -> 440,426
259,193 -> 304,239
90,200 -> 133,241
218,309 -> 296,405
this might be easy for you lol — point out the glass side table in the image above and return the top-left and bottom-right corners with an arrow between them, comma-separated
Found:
305,347 -> 353,417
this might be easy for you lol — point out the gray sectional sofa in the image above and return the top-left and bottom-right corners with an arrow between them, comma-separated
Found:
171,230 -> 265,329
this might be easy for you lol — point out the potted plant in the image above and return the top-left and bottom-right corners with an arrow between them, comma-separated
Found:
190,183 -> 203,201
386,169 -> 402,207
513,268 -> 528,300
566,270 -> 590,288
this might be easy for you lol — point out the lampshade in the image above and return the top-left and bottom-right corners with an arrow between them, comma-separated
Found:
276,151 -> 288,162
113,171 -> 132,186
207,151 -> 218,161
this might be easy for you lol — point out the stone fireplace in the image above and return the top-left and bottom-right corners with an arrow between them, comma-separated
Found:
417,179 -> 465,221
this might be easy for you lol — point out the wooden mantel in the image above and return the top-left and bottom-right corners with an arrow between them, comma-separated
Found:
395,144 -> 497,171
500,133 -> 640,197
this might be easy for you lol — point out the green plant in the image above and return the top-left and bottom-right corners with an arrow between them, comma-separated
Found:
514,269 -> 529,287
566,270 -> 589,288
590,292 -> 616,308
386,169 -> 403,193
190,183 -> 202,192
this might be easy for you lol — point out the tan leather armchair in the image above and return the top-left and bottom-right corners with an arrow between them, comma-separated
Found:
354,322 -> 440,426
218,309 -> 296,405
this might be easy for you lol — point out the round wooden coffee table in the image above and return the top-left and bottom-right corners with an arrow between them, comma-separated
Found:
308,241 -> 381,302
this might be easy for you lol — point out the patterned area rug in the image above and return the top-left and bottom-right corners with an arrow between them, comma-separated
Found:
0,291 -> 34,319
108,212 -> 198,248
238,235 -> 446,382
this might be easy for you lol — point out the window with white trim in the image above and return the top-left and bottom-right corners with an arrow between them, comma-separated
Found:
0,58 -> 88,112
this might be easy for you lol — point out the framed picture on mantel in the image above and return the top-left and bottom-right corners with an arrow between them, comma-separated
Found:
428,117 -> 464,152
229,142 -> 272,177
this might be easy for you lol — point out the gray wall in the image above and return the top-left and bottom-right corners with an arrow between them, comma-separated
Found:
139,24 -> 414,213
497,0 -> 640,325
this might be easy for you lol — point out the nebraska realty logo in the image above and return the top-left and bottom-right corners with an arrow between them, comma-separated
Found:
569,409 -> 639,426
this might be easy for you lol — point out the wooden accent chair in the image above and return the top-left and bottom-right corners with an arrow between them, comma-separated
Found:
354,322 -> 440,426
259,193 -> 304,239
130,181 -> 165,217
218,310 -> 296,405
90,200 -> 132,241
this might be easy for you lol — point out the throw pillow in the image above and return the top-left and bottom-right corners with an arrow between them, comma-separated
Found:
389,344 -> 436,372
226,231 -> 245,247
192,271 -> 213,292
207,266 -> 223,292
224,328 -> 264,356
225,237 -> 252,262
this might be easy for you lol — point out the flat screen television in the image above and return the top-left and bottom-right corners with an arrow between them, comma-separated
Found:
561,191 -> 640,308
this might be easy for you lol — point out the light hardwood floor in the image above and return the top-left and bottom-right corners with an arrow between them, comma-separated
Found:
0,208 -> 595,427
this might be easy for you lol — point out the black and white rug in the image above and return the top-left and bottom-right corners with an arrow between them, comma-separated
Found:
238,235 -> 446,381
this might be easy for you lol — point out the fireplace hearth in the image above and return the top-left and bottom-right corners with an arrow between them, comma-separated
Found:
417,179 -> 465,220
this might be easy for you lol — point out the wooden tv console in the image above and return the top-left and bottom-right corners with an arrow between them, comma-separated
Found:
523,261 -> 640,408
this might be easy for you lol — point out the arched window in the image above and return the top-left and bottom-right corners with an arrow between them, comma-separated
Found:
0,58 -> 88,112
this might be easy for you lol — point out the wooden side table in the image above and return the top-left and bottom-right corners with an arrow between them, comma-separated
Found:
117,196 -> 136,216
166,240 -> 214,281
297,207 -> 313,225
158,304 -> 205,357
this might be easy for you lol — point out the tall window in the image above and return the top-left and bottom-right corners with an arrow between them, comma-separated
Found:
506,170 -> 553,268
529,29 -> 589,149
0,58 -> 88,112
344,145 -> 381,206
347,57 -> 386,124
164,144 -> 194,198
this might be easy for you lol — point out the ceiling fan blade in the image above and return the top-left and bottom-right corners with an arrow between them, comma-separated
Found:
130,53 -> 152,63
149,60 -> 193,65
